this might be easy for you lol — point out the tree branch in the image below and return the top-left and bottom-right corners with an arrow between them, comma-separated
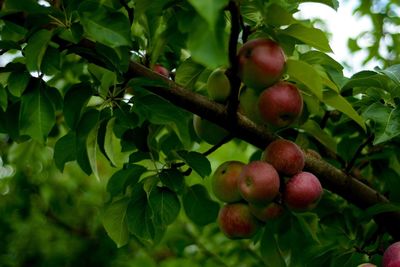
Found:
49,38 -> 400,241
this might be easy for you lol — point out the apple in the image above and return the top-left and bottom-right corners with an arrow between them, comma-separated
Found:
193,115 -> 229,145
249,202 -> 284,222
263,139 -> 305,176
258,81 -> 303,127
211,161 -> 245,203
153,64 -> 169,77
357,264 -> 377,267
238,87 -> 264,124
237,161 -> 280,205
217,202 -> 260,239
283,171 -> 323,212
238,38 -> 286,90
383,241 -> 400,267
207,68 -> 231,102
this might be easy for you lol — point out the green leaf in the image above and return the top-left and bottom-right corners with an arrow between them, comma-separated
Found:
126,185 -> 156,242
293,213 -> 320,243
133,94 -> 191,147
76,109 -> 100,175
63,83 -> 93,129
323,91 -> 366,131
183,184 -> 219,226
378,64 -> 400,87
300,120 -> 337,153
265,4 -> 296,26
188,0 -> 229,29
24,29 -> 53,73
299,0 -> 339,10
260,230 -> 287,267
102,198 -> 130,248
186,16 -> 228,69
19,82 -> 55,142
177,150 -> 211,178
86,122 -> 101,181
107,165 -> 147,197
300,51 -> 343,72
54,132 -> 76,172
78,1 -> 131,47
149,187 -> 180,226
0,85 -> 7,112
281,24 -> 332,52
7,71 -> 30,97
360,203 -> 400,221
159,169 -> 185,193
362,103 -> 400,145
342,71 -> 387,91
104,117 -> 128,167
175,58 -> 207,89
286,59 -> 323,100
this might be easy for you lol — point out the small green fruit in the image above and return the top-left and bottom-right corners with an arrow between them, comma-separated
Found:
193,115 -> 229,145
207,68 -> 231,102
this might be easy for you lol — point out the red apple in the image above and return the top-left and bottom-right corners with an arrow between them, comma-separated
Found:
258,81 -> 303,127
217,202 -> 260,239
193,115 -> 229,145
263,139 -> 305,176
284,172 -> 323,212
211,161 -> 245,203
238,161 -> 280,205
249,202 -> 284,222
238,38 -> 286,90
383,241 -> 400,267
153,64 -> 169,77
207,68 -> 231,102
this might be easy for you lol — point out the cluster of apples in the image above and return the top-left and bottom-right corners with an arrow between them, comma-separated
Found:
212,139 -> 323,239
193,37 -> 303,144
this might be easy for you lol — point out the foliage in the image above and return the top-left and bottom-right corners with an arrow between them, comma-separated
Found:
1,0 -> 400,266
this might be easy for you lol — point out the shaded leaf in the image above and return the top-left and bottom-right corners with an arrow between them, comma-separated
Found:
379,64 -> 400,87
54,132 -> 76,172
86,122 -> 101,180
149,187 -> 180,226
63,83 -> 93,129
107,164 -> 147,197
24,29 -> 53,73
78,1 -> 131,47
260,230 -> 287,267
19,82 -> 55,142
7,71 -> 30,97
301,120 -> 337,153
188,0 -> 228,29
177,150 -> 211,178
0,85 -> 7,112
183,184 -> 219,226
102,198 -> 130,248
362,103 -> 400,144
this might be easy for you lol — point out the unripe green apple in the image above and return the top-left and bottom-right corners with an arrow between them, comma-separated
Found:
211,161 -> 245,203
357,264 -> 377,267
238,38 -> 286,90
193,115 -> 229,145
383,241 -> 400,267
283,172 -> 323,212
258,81 -> 303,127
263,139 -> 305,176
249,202 -> 284,222
207,68 -> 231,102
153,64 -> 169,77
238,161 -> 280,205
238,87 -> 263,124
217,202 -> 261,239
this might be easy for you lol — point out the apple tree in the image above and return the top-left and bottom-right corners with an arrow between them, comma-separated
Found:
1,0 -> 400,266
